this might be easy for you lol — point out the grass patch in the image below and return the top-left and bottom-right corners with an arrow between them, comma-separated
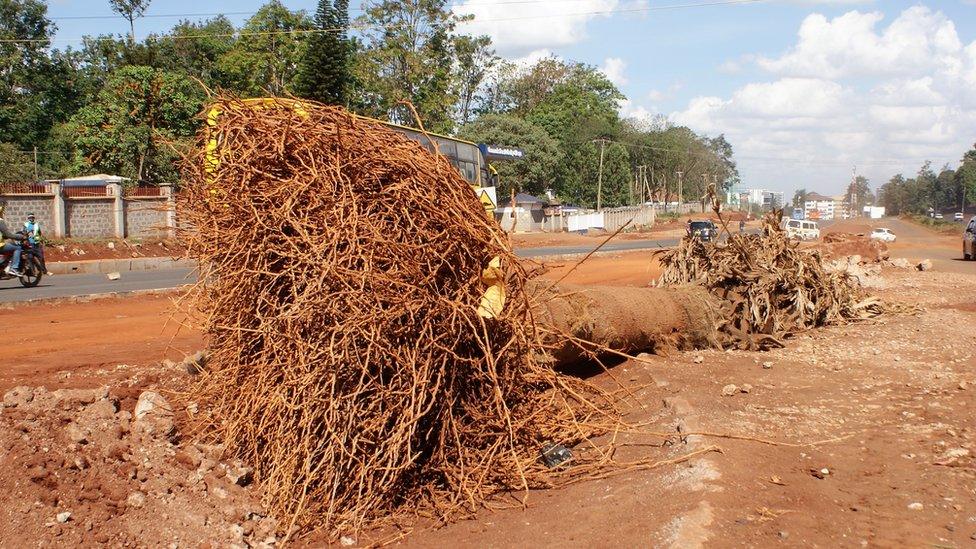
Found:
902,214 -> 963,235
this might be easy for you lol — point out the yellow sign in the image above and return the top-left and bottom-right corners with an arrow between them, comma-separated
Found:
475,186 -> 497,214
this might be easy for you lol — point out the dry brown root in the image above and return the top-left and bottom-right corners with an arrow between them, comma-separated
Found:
176,97 -> 652,540
656,211 -> 892,350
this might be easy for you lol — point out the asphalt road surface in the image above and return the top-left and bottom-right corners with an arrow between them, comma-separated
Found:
0,229 -> 761,303
0,268 -> 195,304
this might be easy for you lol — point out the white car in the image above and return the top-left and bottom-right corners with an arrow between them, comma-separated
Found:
954,212 -> 964,222
935,213 -> 944,220
870,227 -> 896,243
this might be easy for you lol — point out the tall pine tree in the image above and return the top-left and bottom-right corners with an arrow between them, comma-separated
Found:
294,0 -> 350,105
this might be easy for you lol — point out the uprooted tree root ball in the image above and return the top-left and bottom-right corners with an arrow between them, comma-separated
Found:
176,97 -> 630,539
656,212 -> 895,350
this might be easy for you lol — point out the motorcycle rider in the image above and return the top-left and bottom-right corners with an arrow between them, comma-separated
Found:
23,212 -> 48,275
0,205 -> 27,276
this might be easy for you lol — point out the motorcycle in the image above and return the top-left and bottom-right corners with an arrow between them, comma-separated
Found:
0,238 -> 44,288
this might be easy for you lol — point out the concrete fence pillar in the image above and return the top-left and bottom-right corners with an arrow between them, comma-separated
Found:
160,182 -> 176,238
49,180 -> 66,238
107,182 -> 125,239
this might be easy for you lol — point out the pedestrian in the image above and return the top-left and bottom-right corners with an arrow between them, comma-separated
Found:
739,219 -> 746,233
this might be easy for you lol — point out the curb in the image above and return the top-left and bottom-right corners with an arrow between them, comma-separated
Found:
0,286 -> 186,309
47,257 -> 195,275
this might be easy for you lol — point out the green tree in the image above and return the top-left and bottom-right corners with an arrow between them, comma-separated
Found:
955,144 -> 976,209
294,0 -> 351,105
0,142 -> 35,183
451,35 -> 496,125
67,66 -> 203,182
157,16 -> 237,88
458,114 -> 560,198
559,141 -> 630,208
792,189 -> 806,207
109,0 -> 151,43
355,0 -> 459,132
219,1 -> 313,96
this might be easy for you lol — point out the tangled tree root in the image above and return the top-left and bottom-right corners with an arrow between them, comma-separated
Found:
656,211 -> 893,350
176,97 -> 652,540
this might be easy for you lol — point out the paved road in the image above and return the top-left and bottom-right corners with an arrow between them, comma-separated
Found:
516,237 -> 680,258
0,268 -> 195,303
0,229 -> 762,303
517,228 -> 763,258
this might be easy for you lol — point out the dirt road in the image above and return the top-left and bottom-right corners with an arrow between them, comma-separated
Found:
2,221 -> 975,547
826,217 -> 972,274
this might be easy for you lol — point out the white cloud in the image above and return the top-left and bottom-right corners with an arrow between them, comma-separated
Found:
454,0 -> 618,57
600,57 -> 628,86
757,7 -> 963,79
672,6 -> 976,194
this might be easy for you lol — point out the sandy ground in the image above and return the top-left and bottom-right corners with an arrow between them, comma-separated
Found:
1,219 -> 975,547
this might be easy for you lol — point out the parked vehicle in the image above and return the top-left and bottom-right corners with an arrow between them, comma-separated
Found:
869,227 -> 896,243
780,218 -> 820,240
964,216 -> 976,260
935,213 -> 944,220
954,212 -> 964,222
687,220 -> 718,242
0,239 -> 44,287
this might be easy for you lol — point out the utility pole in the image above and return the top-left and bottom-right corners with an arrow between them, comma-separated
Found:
33,146 -> 38,182
675,171 -> 683,213
594,139 -> 607,211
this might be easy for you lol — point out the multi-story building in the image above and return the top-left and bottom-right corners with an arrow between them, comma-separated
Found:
739,188 -> 784,212
803,192 -> 836,220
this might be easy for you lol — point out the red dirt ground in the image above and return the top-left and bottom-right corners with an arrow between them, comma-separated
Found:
1,223 -> 975,547
44,240 -> 187,263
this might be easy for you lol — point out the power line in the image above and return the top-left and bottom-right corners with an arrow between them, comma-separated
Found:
5,0 -> 766,44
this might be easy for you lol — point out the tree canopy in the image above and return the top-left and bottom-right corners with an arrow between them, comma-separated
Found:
0,0 -> 742,200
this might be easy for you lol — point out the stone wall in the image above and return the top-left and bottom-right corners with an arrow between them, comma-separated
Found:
2,195 -> 55,233
124,198 -> 169,238
66,198 -> 115,238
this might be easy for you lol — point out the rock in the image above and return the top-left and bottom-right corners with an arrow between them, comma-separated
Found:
133,391 -> 176,440
889,257 -> 913,269
959,381 -> 968,391
908,502 -> 923,510
107,242 -> 115,250
2,386 -> 34,408
916,259 -> 933,271
52,387 -> 109,409
340,536 -> 356,546
721,384 -> 738,396
65,423 -> 88,444
135,391 -> 173,420
225,462 -> 254,487
693,355 -> 704,364
183,350 -> 208,375
942,448 -> 970,459
762,361 -> 773,369
740,384 -> 753,394
820,468 -> 830,476
106,272 -> 121,281
56,512 -> 71,523
127,491 -> 147,508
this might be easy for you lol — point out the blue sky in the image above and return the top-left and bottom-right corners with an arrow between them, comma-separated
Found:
46,0 -> 976,196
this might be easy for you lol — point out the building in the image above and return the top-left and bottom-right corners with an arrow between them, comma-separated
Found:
494,192 -> 546,232
739,188 -> 784,212
803,192 -> 836,220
